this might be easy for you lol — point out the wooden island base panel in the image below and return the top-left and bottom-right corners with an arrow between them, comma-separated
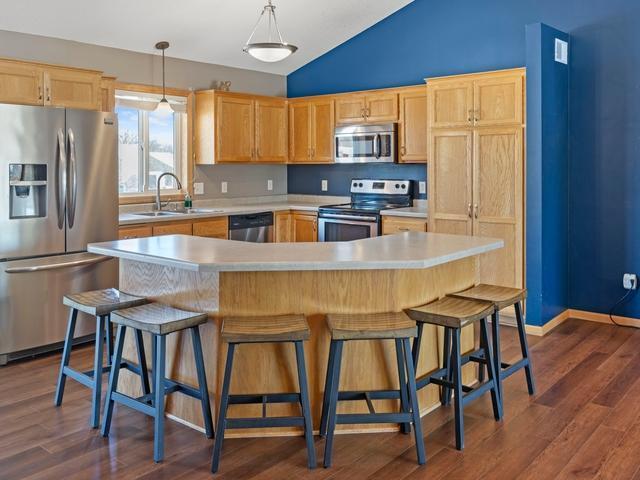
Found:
88,232 -> 503,438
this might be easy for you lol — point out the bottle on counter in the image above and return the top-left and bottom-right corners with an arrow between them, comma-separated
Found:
184,192 -> 193,209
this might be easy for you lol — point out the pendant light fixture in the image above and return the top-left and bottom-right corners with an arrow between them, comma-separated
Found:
243,1 -> 298,63
155,41 -> 173,115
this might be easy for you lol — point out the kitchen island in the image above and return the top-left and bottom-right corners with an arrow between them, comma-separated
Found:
88,232 -> 502,437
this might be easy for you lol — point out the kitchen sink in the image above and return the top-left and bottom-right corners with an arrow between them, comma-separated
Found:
134,211 -> 183,217
132,208 -> 225,217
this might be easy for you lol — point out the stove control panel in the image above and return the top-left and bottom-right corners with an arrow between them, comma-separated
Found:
350,179 -> 411,195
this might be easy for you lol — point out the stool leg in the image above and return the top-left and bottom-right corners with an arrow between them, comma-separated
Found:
319,339 -> 337,437
451,328 -> 464,450
153,334 -> 166,463
515,302 -> 536,395
481,318 -> 503,421
150,336 -> 156,403
403,338 -> 426,465
411,322 -> 424,369
134,329 -> 151,396
105,315 -> 114,367
54,308 -> 78,406
441,327 -> 452,406
191,327 -> 214,439
491,310 -> 503,402
295,341 -> 317,469
211,343 -> 236,473
91,315 -> 106,429
101,325 -> 126,437
395,338 -> 411,434
323,339 -> 344,468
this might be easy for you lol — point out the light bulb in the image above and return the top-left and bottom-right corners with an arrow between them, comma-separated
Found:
155,98 -> 173,115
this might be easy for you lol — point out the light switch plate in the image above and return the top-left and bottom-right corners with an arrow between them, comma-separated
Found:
193,182 -> 204,195
221,181 -> 228,194
419,181 -> 426,194
267,179 -> 273,191
321,180 -> 328,192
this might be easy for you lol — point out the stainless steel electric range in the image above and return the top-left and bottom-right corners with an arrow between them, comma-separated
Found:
318,179 -> 412,242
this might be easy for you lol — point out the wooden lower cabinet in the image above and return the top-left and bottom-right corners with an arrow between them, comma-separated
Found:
382,216 -> 428,235
291,212 -> 317,242
152,222 -> 193,236
274,211 -> 292,242
192,218 -> 228,239
119,225 -> 153,240
119,217 -> 229,241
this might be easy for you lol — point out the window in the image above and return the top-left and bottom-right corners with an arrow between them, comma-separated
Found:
115,90 -> 187,196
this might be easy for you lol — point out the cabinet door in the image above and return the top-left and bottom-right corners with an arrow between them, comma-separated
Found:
152,222 -> 193,236
473,127 -> 523,288
399,89 -> 428,162
0,60 -> 44,106
44,68 -> 101,110
288,102 -> 311,163
255,98 -> 288,163
382,216 -> 427,235
274,211 -> 292,242
473,74 -> 523,126
311,99 -> 335,163
292,214 -> 317,242
216,95 -> 254,163
428,130 -> 473,235
429,80 -> 474,128
193,218 -> 228,239
119,225 -> 152,240
335,95 -> 366,124
365,93 -> 398,123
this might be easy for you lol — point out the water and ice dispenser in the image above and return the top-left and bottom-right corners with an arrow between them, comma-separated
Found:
9,164 -> 47,219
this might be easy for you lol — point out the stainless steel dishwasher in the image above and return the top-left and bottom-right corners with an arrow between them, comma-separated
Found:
228,212 -> 274,242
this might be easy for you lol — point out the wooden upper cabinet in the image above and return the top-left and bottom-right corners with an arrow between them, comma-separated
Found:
255,98 -> 288,163
335,95 -> 367,124
44,67 -> 101,110
216,95 -> 254,163
365,93 -> 398,123
289,102 -> 312,163
398,88 -> 428,163
0,60 -> 44,106
100,76 -> 116,112
429,80 -> 474,128
289,98 -> 334,163
473,74 -> 523,126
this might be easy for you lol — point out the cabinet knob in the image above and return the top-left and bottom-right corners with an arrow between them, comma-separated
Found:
38,86 -> 43,101
46,87 -> 50,103
468,110 -> 473,123
400,146 -> 406,156
474,204 -> 478,219
467,203 -> 472,218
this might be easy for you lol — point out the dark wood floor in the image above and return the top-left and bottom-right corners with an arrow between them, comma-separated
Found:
2,319 -> 640,479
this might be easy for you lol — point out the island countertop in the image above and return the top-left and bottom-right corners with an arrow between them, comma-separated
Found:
88,232 -> 503,273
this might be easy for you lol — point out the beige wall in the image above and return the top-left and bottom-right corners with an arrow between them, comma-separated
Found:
0,29 -> 289,199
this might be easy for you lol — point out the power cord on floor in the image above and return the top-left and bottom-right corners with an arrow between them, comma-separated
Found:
609,288 -> 637,327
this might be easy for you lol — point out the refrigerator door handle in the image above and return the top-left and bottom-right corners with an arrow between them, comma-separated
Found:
67,128 -> 78,229
5,254 -> 111,274
56,129 -> 66,230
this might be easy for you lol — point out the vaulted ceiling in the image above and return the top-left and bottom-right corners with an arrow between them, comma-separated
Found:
0,0 -> 413,75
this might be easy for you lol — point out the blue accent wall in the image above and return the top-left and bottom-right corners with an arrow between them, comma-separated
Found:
287,0 -> 640,322
287,163 -> 426,199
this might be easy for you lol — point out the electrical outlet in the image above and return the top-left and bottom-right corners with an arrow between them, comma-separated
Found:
267,179 -> 273,191
221,181 -> 227,194
321,180 -> 328,192
419,181 -> 426,194
623,273 -> 637,290
193,182 -> 204,195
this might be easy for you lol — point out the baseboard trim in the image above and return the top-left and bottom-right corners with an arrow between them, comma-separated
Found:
525,309 -> 571,336
525,308 -> 640,337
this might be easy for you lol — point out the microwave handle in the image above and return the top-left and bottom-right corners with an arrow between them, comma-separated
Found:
373,133 -> 381,159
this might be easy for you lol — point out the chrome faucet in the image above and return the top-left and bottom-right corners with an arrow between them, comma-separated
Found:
155,172 -> 182,212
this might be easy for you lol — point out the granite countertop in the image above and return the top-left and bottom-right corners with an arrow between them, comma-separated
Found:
88,232 -> 502,273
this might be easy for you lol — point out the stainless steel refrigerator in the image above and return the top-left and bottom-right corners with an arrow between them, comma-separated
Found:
0,104 -> 118,365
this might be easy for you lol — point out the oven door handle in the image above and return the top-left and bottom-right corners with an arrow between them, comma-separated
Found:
320,213 -> 378,222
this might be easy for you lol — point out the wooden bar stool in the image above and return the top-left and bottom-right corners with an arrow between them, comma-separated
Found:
55,288 -> 149,428
319,312 -> 425,468
211,314 -> 315,473
406,297 -> 502,450
101,303 -> 214,463
449,285 -> 535,399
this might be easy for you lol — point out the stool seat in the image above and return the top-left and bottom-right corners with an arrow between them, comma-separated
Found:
406,296 -> 494,328
111,303 -> 207,335
327,312 -> 417,340
63,288 -> 147,316
222,314 -> 310,343
449,284 -> 527,310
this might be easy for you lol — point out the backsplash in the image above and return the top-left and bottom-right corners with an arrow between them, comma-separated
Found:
287,163 -> 427,199
193,164 -> 288,199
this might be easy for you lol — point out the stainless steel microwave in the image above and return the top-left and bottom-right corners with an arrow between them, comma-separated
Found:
334,123 -> 397,163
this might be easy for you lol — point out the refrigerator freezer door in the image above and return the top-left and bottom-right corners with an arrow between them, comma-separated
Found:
0,105 -> 66,260
65,110 -> 118,252
0,252 -> 117,361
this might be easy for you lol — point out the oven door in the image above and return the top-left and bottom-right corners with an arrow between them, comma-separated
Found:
334,127 -> 395,163
318,214 -> 379,242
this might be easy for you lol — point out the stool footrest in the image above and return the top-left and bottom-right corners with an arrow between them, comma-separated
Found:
163,379 -> 202,400
337,389 -> 401,402
226,416 -> 305,429
462,380 -> 496,406
228,393 -> 301,405
63,366 -> 94,388
112,391 -> 156,417
336,412 -> 414,425
501,358 -> 530,379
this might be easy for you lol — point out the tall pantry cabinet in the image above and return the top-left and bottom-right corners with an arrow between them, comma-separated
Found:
427,68 -> 525,289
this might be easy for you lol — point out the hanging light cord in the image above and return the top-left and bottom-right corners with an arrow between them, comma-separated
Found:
161,48 -> 167,101
245,1 -> 286,46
